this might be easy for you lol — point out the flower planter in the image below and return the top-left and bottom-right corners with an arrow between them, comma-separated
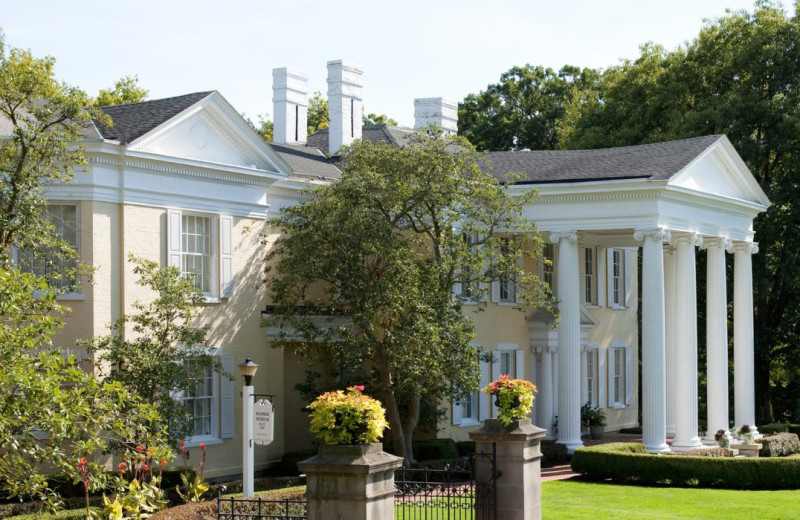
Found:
589,425 -> 605,440
716,437 -> 731,449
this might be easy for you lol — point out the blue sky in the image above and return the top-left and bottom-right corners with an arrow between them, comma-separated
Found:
3,0 -> 761,127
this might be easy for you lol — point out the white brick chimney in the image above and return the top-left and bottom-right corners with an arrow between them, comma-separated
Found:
327,59 -> 363,154
272,67 -> 308,144
414,97 -> 458,134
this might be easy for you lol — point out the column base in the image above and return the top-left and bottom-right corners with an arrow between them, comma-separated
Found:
670,437 -> 704,452
644,442 -> 670,453
558,438 -> 584,454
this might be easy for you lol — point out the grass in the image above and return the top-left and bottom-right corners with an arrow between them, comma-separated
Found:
543,480 -> 800,519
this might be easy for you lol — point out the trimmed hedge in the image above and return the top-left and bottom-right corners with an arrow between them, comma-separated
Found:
759,423 -> 800,436
412,439 -> 459,461
571,442 -> 800,490
456,441 -> 476,458
541,441 -> 568,467
759,433 -> 800,457
276,448 -> 318,476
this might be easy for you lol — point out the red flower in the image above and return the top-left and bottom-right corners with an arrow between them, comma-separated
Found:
136,445 -> 143,452
179,440 -> 186,450
119,469 -> 125,476
143,464 -> 149,471
160,459 -> 167,466
77,457 -> 87,468
199,443 -> 206,450
348,385 -> 365,392
147,446 -> 153,453
117,462 -> 126,469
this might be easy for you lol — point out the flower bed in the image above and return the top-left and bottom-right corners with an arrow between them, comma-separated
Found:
571,442 -> 800,490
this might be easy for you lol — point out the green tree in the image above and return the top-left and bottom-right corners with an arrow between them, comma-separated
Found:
458,64 -> 599,151
93,75 -> 148,106
307,91 -> 329,135
244,113 -> 274,142
0,31 -> 101,276
565,2 -> 800,423
89,255 -> 220,444
266,128 -> 549,465
362,111 -> 398,126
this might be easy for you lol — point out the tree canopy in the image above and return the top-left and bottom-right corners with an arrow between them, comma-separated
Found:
92,75 -> 148,106
265,129 -> 549,464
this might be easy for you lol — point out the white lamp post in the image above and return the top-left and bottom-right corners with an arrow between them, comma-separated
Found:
238,357 -> 259,497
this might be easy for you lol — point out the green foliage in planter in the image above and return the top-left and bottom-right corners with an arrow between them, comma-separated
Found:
571,442 -> 800,489
411,439 -> 459,461
581,403 -> 606,426
308,386 -> 388,445
482,375 -> 537,426
759,433 -> 800,457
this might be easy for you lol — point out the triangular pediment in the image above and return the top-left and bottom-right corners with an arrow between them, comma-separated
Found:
668,137 -> 770,208
127,92 -> 290,177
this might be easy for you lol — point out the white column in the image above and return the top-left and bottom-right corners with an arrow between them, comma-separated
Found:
704,237 -> 733,441
539,347 -> 555,438
671,232 -> 704,451
242,384 -> 255,497
664,246 -> 677,436
634,229 -> 671,452
551,231 -> 583,452
734,241 -> 759,436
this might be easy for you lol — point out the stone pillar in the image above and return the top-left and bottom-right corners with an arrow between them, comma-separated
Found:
671,232 -> 704,451
664,246 -> 677,437
634,229 -> 670,452
538,346 -> 555,439
299,443 -> 403,520
704,237 -> 732,441
470,418 -> 547,520
550,231 -> 582,452
734,241 -> 759,436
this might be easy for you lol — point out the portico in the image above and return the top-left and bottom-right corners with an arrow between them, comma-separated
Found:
499,135 -> 770,452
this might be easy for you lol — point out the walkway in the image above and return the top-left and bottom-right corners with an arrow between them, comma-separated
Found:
542,433 -> 644,482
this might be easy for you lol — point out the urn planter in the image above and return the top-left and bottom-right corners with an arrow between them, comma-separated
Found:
589,425 -> 605,440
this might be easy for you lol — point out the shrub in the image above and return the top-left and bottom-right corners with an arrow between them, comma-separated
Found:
759,433 -> 800,457
541,441 -> 568,467
412,439 -> 459,461
571,442 -> 800,489
456,441 -> 476,458
276,449 -> 318,476
759,423 -> 800,436
665,447 -> 734,458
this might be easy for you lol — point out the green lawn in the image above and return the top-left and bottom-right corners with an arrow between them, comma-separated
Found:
544,480 -> 800,519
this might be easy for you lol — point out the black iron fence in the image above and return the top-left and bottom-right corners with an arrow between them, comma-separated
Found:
394,443 -> 499,520
217,487 -> 307,520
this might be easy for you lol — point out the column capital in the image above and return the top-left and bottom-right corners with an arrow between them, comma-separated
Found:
700,237 -> 733,252
732,241 -> 759,255
549,231 -> 578,244
669,231 -> 703,248
634,228 -> 672,243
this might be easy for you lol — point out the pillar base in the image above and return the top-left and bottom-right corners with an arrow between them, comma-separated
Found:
470,418 -> 546,520
298,443 -> 403,520
670,438 -> 704,452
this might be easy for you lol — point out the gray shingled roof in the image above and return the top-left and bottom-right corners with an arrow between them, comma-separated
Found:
94,91 -> 214,143
307,124 -> 413,155
270,143 -> 341,181
484,135 -> 723,184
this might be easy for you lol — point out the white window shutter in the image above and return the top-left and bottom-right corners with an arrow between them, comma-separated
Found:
606,248 -> 615,306
625,344 -> 634,406
219,215 -> 234,298
624,249 -> 635,308
490,352 -> 500,418
479,357 -> 490,421
515,349 -> 525,380
167,210 -> 182,268
452,399 -> 463,425
602,348 -> 611,408
491,280 -> 500,303
578,247 -> 587,303
220,355 -> 235,438
597,247 -> 606,307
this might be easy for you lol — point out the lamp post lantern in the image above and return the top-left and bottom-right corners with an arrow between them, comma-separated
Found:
237,357 -> 259,497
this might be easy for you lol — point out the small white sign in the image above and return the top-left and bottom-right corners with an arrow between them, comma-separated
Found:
253,399 -> 274,445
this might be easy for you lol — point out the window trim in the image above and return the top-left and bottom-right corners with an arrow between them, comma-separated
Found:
586,346 -> 598,407
609,345 -> 626,409
608,248 -> 625,309
452,344 -> 488,427
580,246 -> 596,306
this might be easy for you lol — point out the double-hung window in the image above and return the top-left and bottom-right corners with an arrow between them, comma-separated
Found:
609,346 -> 625,408
579,247 -> 595,305
452,346 -> 490,427
16,203 -> 81,293
498,240 -> 516,303
177,354 -> 236,445
542,243 -> 555,294
586,348 -> 597,406
457,232 -> 482,302
167,210 -> 234,300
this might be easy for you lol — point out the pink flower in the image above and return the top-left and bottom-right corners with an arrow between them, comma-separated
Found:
199,442 -> 206,450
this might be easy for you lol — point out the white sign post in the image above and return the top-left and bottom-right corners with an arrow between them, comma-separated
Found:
253,399 -> 274,445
